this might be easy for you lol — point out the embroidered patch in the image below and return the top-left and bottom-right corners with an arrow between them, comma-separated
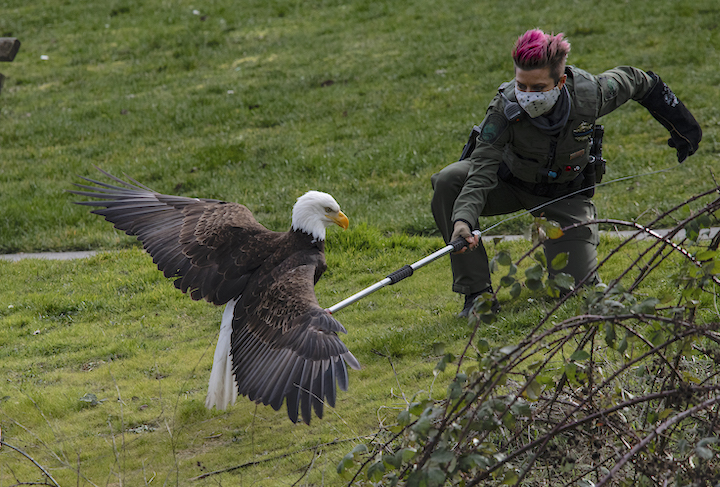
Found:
662,83 -> 679,107
478,113 -> 508,144
573,121 -> 594,141
599,76 -> 618,101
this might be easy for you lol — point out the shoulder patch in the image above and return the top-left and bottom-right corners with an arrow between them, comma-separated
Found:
598,75 -> 618,101
478,113 -> 508,144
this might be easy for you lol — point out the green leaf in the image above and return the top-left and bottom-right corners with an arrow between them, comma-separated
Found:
367,461 -> 386,481
646,410 -> 658,424
427,468 -> 447,487
698,213 -> 712,229
565,362 -> 578,385
617,332 -> 628,355
500,470 -> 520,485
659,409 -> 674,420
384,453 -> 401,469
397,409 -> 411,426
401,448 -> 417,463
448,379 -> 463,400
480,312 -> 497,324
500,275 -> 516,288
537,371 -> 557,386
351,444 -> 369,456
546,282 -> 561,298
696,249 -> 717,261
496,250 -> 513,266
412,416 -> 432,437
501,411 -> 516,430
477,338 -> 490,353
406,469 -> 426,487
525,264 -> 545,281
695,445 -> 714,460
551,252 -> 569,270
511,401 -> 531,417
632,297 -> 659,314
475,296 -> 496,313
510,282 -> 522,298
526,278 -> 543,291
570,350 -> 591,362
337,453 -> 355,474
431,448 -> 455,464
604,322 -> 616,347
435,354 -> 450,373
677,439 -> 690,455
543,220 -> 564,239
523,379 -> 542,400
534,250 -> 547,267
552,272 -> 575,290
697,437 -> 719,447
409,400 -> 431,415
489,256 -> 499,274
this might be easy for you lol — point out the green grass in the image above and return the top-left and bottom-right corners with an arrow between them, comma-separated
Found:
1,0 -> 720,484
1,0 -> 719,252
0,232 -> 479,485
2,227 -> 712,485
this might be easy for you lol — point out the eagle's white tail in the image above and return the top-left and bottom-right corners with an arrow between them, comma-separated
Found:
205,298 -> 239,410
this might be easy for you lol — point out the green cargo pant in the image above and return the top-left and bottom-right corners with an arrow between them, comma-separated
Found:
431,159 -> 599,295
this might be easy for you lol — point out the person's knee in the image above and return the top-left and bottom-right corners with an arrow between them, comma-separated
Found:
431,172 -> 440,190
431,169 -> 456,193
544,239 -> 598,285
432,161 -> 469,192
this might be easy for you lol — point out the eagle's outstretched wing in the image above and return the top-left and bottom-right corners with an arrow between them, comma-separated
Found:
71,168 -> 360,425
70,167 -> 279,305
232,251 -> 360,424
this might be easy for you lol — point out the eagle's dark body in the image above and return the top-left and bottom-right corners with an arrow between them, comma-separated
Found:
71,169 -> 358,425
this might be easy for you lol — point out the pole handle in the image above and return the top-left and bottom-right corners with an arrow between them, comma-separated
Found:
449,230 -> 481,252
325,230 -> 481,314
387,264 -> 413,284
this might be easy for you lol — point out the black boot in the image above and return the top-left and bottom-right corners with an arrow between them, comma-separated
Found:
457,287 -> 498,318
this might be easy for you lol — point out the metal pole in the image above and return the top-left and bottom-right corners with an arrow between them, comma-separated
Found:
326,231 -> 480,314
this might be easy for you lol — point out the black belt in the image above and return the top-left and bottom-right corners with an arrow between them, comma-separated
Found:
497,162 -> 584,199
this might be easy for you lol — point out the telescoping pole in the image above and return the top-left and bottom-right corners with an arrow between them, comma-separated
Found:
325,231 -> 480,314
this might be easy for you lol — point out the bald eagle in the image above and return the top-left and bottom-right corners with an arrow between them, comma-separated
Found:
71,168 -> 359,425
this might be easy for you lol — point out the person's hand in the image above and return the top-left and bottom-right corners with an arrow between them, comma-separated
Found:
667,132 -> 700,163
451,221 -> 479,253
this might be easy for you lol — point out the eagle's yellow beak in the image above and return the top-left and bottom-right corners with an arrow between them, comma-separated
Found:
330,211 -> 349,230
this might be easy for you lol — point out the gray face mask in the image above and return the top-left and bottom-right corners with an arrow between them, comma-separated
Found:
515,85 -> 562,118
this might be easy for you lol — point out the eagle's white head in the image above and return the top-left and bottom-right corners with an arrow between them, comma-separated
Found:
291,190 -> 349,242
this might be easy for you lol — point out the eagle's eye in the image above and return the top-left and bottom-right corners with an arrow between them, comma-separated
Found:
324,207 -> 333,213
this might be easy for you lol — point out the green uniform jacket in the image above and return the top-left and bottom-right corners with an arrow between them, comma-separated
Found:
452,65 -> 656,226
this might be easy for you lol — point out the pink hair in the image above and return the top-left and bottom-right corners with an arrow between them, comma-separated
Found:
512,29 -> 571,82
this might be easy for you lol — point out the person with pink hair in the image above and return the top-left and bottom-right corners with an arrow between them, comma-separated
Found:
432,28 -> 702,318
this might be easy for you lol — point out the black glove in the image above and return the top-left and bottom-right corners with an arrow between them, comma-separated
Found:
639,72 -> 702,163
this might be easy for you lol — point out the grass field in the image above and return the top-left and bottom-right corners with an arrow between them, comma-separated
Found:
4,229 -> 704,486
1,0 -> 719,253
1,0 -> 720,485
0,233 -> 568,486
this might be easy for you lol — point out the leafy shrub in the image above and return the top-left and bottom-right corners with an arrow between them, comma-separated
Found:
341,186 -> 720,486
